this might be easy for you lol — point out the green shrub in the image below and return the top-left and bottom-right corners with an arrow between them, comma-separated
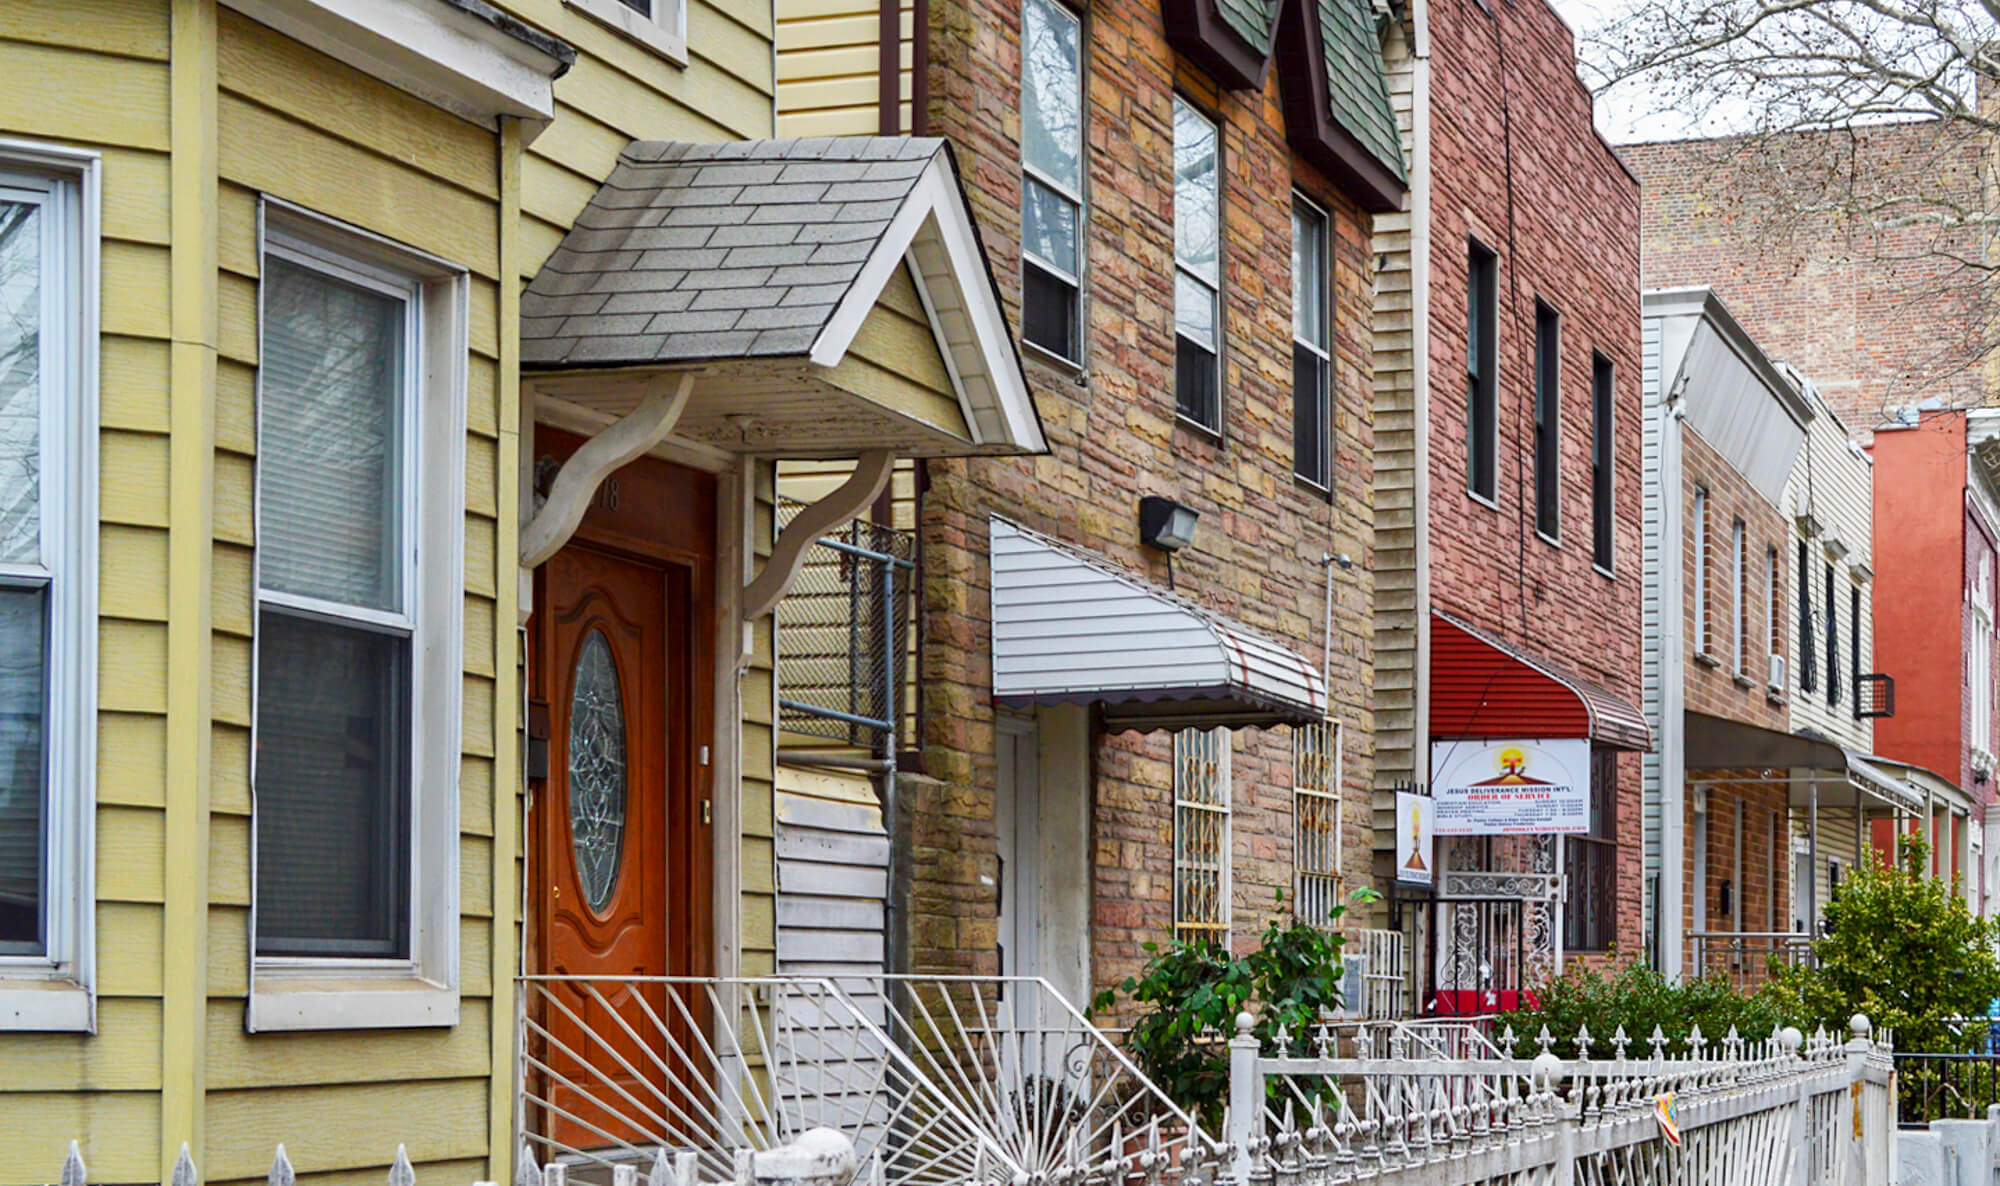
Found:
1765,835 -> 2000,1053
1091,890 -> 1375,1128
1490,959 -> 1788,1058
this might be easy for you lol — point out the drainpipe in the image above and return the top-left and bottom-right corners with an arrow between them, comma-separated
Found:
1657,384 -> 1688,979
1408,0 -> 1433,832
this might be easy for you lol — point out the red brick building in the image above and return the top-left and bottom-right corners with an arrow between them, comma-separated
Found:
1370,0 -> 1648,1003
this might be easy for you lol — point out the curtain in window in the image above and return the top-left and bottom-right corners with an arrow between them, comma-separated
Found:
258,256 -> 405,613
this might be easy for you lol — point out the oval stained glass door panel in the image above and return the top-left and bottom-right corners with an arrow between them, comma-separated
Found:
568,628 -> 628,913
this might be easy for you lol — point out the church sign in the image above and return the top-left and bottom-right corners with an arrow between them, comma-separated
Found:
1429,739 -> 1592,836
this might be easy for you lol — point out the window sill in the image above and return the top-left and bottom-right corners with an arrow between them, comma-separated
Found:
0,977 -> 92,1032
1693,651 -> 1721,668
1174,414 -> 1225,446
1294,472 -> 1333,502
1535,530 -> 1561,549
562,0 -> 686,64
1732,673 -> 1756,690
1467,490 -> 1500,512
1767,688 -> 1788,706
249,975 -> 458,1032
1021,338 -> 1087,381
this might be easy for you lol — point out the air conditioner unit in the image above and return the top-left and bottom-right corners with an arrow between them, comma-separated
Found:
1768,653 -> 1787,692
1335,954 -> 1370,1019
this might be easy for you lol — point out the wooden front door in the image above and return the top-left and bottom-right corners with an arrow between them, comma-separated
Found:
531,439 -> 715,1152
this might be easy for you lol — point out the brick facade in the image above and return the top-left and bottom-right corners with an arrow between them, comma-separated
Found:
910,0 -> 1384,995
1681,431 -> 1790,729
1388,0 -> 1647,961
1629,124 -> 1988,432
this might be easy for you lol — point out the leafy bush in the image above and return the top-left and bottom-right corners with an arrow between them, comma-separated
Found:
1765,835 -> 2000,1053
1092,891 -> 1375,1128
1490,960 -> 1788,1058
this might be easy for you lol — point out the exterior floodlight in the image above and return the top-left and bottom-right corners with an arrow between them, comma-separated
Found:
1138,495 -> 1199,553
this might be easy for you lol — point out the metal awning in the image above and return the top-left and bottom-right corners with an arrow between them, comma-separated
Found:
989,518 -> 1327,731
1431,612 -> 1652,750
1682,712 -> 1923,812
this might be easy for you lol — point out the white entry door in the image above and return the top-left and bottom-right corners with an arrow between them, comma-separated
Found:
997,717 -> 1042,988
996,709 -> 1090,1012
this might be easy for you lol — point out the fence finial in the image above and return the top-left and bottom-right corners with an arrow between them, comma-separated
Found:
1574,1023 -> 1593,1060
172,1144 -> 197,1186
1611,1025 -> 1629,1060
269,1145 -> 295,1186
1849,1013 -> 1872,1040
514,1144 -> 542,1186
1648,1025 -> 1667,1059
612,1164 -> 638,1186
60,1141 -> 85,1186
388,1145 -> 415,1186
1535,1025 -> 1554,1056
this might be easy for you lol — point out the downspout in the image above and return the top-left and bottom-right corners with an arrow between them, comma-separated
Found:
1657,381 -> 1687,979
1409,0 -> 1433,806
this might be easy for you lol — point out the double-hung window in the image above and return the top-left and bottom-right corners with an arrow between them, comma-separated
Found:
1020,0 -> 1085,364
1691,487 -> 1709,655
1172,97 -> 1221,432
1562,749 -> 1618,952
1768,546 -> 1783,690
0,149 -> 97,1032
251,206 -> 466,1031
1173,727 -> 1231,943
1849,582 -> 1862,716
1731,518 -> 1746,676
1465,242 -> 1498,502
1824,561 -> 1839,708
1797,538 -> 1816,693
1591,354 -> 1613,570
1532,301 -> 1560,541
1292,197 -> 1331,487
564,0 -> 687,62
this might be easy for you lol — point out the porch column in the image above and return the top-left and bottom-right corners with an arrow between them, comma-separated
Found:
1807,779 -> 1819,933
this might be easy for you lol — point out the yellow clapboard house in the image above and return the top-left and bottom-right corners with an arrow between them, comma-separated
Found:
0,0 -> 1043,1181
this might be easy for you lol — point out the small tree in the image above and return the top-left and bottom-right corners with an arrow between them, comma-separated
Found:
1767,835 -> 2000,1052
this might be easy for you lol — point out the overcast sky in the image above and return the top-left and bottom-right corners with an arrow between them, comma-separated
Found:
1546,0 -> 1716,144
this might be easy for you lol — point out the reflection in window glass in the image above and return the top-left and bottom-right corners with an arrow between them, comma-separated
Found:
1021,0 -> 1085,361
1173,97 -> 1220,430
1292,199 -> 1330,486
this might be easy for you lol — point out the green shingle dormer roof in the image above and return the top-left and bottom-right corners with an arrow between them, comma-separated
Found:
1316,0 -> 1405,184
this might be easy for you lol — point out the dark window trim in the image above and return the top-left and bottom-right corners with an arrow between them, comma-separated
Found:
1849,582 -> 1862,719
1798,538 -> 1817,693
1563,747 -> 1619,952
1826,560 -> 1840,708
1590,352 -> 1614,573
1465,240 -> 1498,504
1532,300 -> 1561,544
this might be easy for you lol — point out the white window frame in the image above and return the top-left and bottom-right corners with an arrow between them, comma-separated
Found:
1731,517 -> 1746,676
0,142 -> 99,1034
1691,486 -> 1709,656
1019,0 -> 1086,367
1171,96 -> 1222,434
1972,553 -> 1995,759
247,199 -> 467,1033
563,0 -> 687,65
1173,727 -> 1232,942
1292,194 -> 1332,490
1291,719 -> 1341,927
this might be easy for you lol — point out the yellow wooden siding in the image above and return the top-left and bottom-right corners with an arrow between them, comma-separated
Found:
773,0 -> 914,137
185,12 -> 508,1173
822,265 -> 964,437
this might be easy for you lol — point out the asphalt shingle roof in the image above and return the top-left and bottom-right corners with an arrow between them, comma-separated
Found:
1318,0 -> 1405,183
522,138 -> 947,369
1215,0 -> 1282,58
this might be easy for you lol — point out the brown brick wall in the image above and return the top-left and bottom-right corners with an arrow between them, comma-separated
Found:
912,0 -> 1381,996
1681,431 -> 1791,728
1629,124 -> 1990,431
1683,775 -> 1791,985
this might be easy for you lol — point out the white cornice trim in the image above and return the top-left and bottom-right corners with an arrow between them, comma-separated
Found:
222,0 -> 569,135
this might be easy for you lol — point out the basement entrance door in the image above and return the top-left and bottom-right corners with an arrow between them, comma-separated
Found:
530,438 -> 715,1152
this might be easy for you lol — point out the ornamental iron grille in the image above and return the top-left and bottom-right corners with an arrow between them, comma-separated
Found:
1292,721 -> 1340,928
1174,727 -> 1231,943
774,497 -> 916,749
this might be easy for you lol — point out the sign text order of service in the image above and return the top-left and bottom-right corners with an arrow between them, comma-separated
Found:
1429,739 -> 1591,835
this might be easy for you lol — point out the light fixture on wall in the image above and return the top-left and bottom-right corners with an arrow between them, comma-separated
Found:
1139,495 -> 1199,589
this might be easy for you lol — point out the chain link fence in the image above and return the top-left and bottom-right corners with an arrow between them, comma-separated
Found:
775,496 -> 916,749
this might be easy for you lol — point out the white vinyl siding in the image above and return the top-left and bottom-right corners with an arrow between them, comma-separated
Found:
0,146 -> 98,1032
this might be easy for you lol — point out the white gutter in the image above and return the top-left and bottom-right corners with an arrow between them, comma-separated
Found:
1410,0 -> 1433,802
1656,381 -> 1687,979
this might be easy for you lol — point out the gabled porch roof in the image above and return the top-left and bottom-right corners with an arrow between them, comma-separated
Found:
520,137 -> 1045,459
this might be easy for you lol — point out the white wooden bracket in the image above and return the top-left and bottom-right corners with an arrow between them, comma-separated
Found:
519,372 -> 696,569
740,449 -> 895,621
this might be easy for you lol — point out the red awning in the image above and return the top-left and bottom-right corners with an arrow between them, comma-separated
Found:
1430,611 -> 1651,751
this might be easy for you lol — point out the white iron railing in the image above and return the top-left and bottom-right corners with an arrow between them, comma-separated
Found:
514,975 -> 1206,1186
